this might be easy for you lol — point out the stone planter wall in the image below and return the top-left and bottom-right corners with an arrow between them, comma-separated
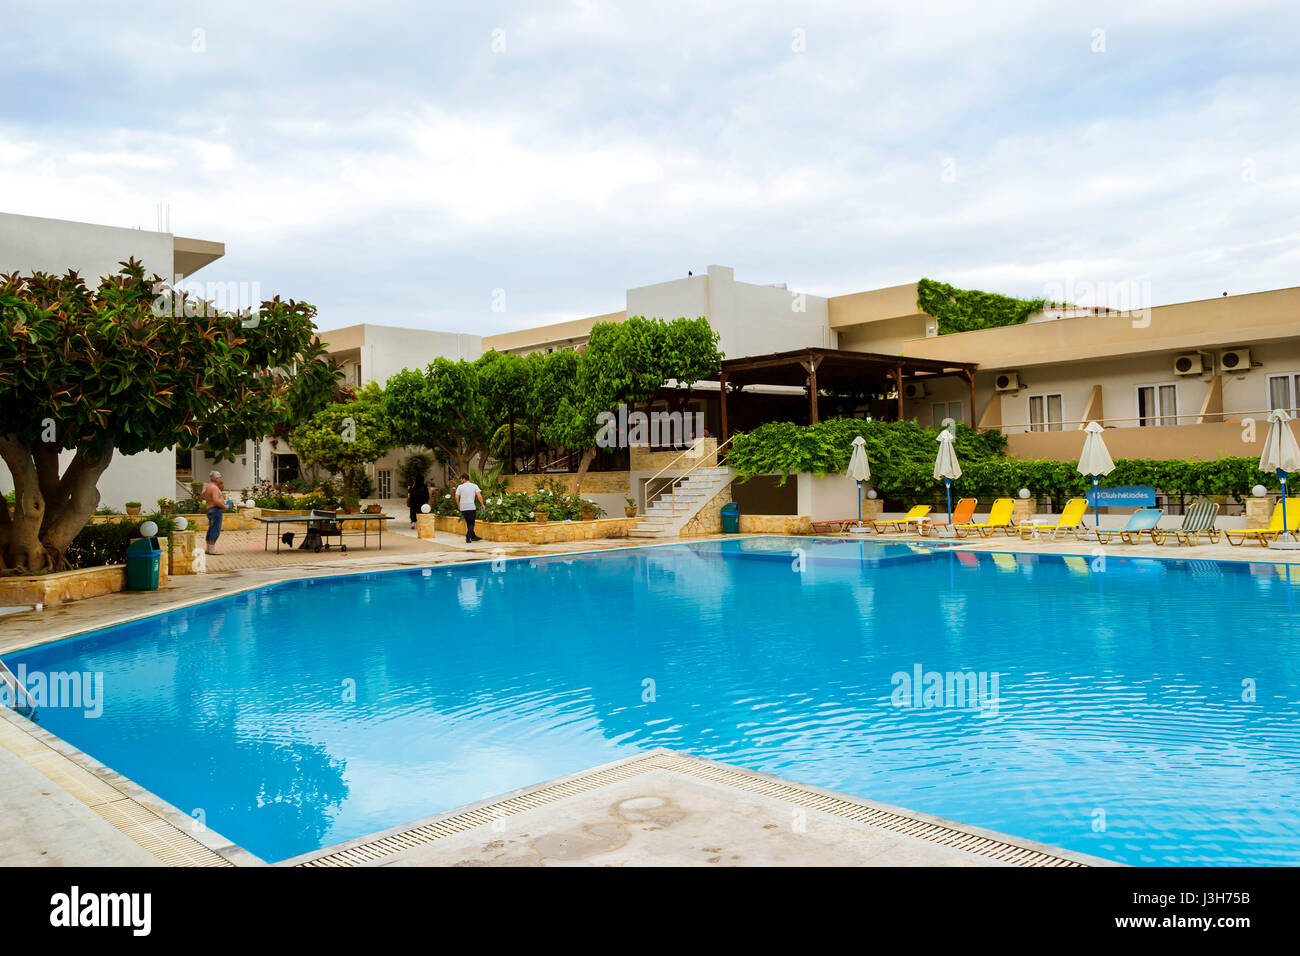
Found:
502,472 -> 631,495
679,485 -> 732,536
0,551 -> 170,607
417,513 -> 635,544
629,439 -> 718,471
737,515 -> 815,535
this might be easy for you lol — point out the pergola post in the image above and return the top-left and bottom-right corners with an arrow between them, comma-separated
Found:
895,366 -> 904,421
964,370 -> 976,427
719,371 -> 729,444
804,356 -> 823,425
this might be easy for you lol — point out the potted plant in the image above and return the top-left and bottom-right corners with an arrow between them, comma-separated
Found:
534,509 -> 549,523
624,495 -> 637,518
365,503 -> 382,514
157,497 -> 174,514
124,501 -> 142,516
580,502 -> 595,521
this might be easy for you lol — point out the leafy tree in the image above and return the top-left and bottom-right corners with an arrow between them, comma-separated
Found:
549,316 -> 723,487
477,350 -> 531,472
0,261 -> 337,574
291,383 -> 391,512
383,358 -> 493,476
398,452 -> 434,489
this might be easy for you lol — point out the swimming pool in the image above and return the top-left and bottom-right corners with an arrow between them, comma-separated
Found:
8,537 -> 1299,865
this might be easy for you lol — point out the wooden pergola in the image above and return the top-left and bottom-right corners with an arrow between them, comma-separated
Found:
711,347 -> 979,444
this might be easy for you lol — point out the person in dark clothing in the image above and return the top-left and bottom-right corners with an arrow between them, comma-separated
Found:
407,477 -> 429,528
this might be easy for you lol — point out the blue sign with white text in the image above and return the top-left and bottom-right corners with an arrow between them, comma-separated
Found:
1085,485 -> 1156,507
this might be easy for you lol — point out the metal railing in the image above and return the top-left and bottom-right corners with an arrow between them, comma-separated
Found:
642,436 -> 734,518
0,657 -> 37,716
987,407 -> 1299,435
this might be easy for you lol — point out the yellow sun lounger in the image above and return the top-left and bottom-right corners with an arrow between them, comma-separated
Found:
1021,497 -> 1089,539
871,504 -> 931,534
1223,499 -> 1300,546
954,498 -> 1015,537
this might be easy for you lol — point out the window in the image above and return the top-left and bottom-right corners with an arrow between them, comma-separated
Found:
931,401 -> 962,427
1028,393 -> 1064,432
377,469 -> 392,499
353,364 -> 362,387
1137,383 -> 1178,426
274,454 -> 300,485
1266,373 -> 1300,413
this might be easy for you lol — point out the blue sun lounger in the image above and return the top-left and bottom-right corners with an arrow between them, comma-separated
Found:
1093,507 -> 1163,544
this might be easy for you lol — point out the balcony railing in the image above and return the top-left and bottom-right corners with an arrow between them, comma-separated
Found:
986,407 -> 1299,435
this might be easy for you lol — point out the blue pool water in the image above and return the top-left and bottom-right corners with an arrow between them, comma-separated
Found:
8,537 -> 1300,865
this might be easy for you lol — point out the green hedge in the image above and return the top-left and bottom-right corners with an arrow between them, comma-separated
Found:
729,419 -> 1006,483
917,278 -> 1057,335
729,418 -> 1279,506
65,515 -> 179,569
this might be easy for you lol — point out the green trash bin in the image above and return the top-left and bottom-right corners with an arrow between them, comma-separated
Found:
720,502 -> 740,534
125,536 -> 161,591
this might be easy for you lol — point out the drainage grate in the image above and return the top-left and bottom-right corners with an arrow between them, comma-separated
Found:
299,752 -> 1087,868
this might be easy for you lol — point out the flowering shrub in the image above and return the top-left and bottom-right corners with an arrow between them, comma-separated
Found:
439,484 -> 607,523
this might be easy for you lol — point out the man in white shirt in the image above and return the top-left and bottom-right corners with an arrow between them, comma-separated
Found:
455,473 -> 485,543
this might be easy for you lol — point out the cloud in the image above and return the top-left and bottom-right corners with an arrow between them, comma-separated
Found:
0,0 -> 1296,334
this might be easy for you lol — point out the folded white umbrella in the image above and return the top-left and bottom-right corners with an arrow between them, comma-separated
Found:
934,430 -> 962,525
846,435 -> 870,527
1260,408 -> 1300,475
846,435 -> 871,482
1077,420 -> 1115,528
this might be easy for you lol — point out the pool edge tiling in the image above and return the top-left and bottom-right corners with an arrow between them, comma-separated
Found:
0,708 -> 257,867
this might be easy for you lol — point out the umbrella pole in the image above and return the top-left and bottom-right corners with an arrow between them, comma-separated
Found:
857,481 -> 863,528
945,477 -> 952,525
1281,469 -> 1290,538
1092,476 -> 1100,528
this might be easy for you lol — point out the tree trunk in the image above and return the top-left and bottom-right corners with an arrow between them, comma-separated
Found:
0,440 -> 115,575
572,448 -> 597,492
507,412 -> 515,475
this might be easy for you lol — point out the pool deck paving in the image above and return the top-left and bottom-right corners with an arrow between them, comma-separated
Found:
0,521 -> 1293,867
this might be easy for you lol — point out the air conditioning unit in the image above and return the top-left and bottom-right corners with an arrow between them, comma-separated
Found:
993,372 -> 1021,393
902,382 -> 927,400
1172,353 -> 1203,376
1219,348 -> 1253,373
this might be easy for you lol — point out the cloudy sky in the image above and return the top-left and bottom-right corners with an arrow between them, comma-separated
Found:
2,0 -> 1297,333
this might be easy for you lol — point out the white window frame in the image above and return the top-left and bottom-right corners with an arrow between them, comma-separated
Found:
1265,371 -> 1300,414
1027,392 -> 1064,432
377,469 -> 392,499
1135,381 -> 1179,427
931,401 -> 963,427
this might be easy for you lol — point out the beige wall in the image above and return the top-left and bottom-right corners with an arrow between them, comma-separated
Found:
900,286 -> 1300,369
480,311 -> 625,354
836,314 -> 932,356
827,283 -> 922,329
1005,419 -> 1300,462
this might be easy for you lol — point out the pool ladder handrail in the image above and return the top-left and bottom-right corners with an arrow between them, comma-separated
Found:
0,657 -> 37,716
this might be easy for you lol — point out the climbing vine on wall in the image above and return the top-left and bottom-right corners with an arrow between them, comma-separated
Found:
917,278 -> 1059,335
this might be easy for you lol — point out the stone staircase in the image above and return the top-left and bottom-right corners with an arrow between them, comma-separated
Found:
628,467 -> 734,538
